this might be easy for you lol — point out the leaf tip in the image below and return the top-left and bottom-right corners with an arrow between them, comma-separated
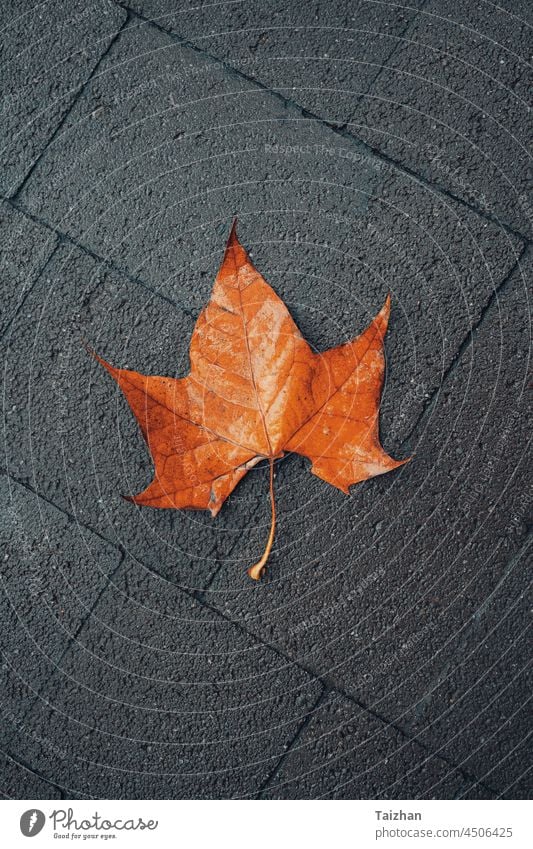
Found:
83,340 -> 104,366
386,455 -> 411,474
87,346 -> 115,375
227,217 -> 239,246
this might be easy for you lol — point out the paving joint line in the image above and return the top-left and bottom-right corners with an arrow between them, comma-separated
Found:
470,533 -> 532,625
25,550 -> 126,715
0,470 -> 496,793
420,540 -> 531,702
0,237 -> 60,343
253,685 -> 328,798
400,241 -> 530,452
197,596 -> 499,797
1,750 -> 67,799
0,470 -> 127,554
347,0 -> 431,112
2,1 -> 528,800
1,475 -> 127,745
9,12 -> 131,203
2,196 -> 196,321
52,550 -> 127,674
114,1 -> 530,245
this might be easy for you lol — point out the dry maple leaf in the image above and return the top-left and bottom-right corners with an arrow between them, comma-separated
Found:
95,222 -> 407,580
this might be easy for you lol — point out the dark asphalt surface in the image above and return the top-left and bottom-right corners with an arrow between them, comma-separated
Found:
1,0 -> 531,799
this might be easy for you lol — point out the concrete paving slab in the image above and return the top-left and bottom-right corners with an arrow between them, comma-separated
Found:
2,555 -> 323,798
121,1 -> 531,235
202,254 -> 532,796
12,19 -> 524,479
0,241 -> 234,587
124,0 -> 425,117
260,691 -> 481,799
1,1 -> 530,801
0,0 -> 127,196
0,201 -> 58,338
0,474 -> 122,796
341,0 -> 533,235
0,752 -> 63,799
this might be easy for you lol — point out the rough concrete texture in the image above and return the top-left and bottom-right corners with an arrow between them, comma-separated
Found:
125,0 -> 532,236
203,256 -> 532,796
121,0 -> 427,123
1,0 -> 531,799
0,1 -> 127,196
260,692 -> 483,800
0,476 -> 122,707
1,556 -> 324,799
0,201 -> 58,337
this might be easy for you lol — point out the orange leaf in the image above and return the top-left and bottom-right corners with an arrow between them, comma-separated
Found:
95,222 -> 408,580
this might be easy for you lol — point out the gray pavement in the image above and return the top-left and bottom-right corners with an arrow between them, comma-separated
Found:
1,0 -> 531,799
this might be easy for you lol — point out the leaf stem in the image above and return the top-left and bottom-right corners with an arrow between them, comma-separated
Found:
247,457 -> 276,580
